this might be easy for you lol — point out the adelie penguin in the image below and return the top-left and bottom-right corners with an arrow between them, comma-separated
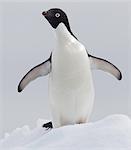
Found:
18,8 -> 122,128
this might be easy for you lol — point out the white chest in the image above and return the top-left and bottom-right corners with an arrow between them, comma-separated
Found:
49,23 -> 94,127
51,24 -> 91,89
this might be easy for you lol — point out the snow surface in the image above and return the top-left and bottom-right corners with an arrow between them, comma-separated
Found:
0,114 -> 131,150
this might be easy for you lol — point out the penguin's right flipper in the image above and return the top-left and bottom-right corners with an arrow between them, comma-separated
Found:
18,55 -> 52,92
89,54 -> 122,80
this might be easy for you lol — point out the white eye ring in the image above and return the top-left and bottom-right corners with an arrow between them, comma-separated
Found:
55,13 -> 60,18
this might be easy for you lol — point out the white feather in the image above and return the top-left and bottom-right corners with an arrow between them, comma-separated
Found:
49,23 -> 95,127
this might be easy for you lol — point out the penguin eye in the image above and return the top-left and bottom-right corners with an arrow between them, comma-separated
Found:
55,13 -> 60,18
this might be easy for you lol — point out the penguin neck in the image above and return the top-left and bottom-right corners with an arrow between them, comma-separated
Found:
64,21 -> 77,39
55,23 -> 77,44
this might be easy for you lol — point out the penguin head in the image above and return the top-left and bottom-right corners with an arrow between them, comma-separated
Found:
42,8 -> 69,29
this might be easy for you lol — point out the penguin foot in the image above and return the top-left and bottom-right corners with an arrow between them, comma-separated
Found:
42,121 -> 53,130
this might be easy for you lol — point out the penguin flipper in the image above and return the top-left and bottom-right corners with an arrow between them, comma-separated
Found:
89,54 -> 122,80
18,57 -> 51,92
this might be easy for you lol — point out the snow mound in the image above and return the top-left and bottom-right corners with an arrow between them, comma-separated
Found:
0,114 -> 131,150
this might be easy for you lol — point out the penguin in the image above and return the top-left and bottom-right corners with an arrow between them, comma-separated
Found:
18,8 -> 122,128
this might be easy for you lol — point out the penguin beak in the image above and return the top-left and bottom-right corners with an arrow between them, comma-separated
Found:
42,11 -> 48,16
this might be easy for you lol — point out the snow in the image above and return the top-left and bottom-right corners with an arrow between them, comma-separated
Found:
0,114 -> 131,150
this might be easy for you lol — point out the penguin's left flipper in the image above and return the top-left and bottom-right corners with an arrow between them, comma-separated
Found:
18,55 -> 52,92
89,54 -> 122,80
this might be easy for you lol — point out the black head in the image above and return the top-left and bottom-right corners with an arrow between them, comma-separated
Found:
42,8 -> 77,39
42,8 -> 69,29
